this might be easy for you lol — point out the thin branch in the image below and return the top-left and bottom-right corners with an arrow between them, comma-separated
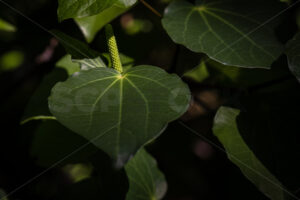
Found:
139,0 -> 162,18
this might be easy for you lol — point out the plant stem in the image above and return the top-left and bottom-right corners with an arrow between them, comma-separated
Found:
105,24 -> 123,73
20,115 -> 56,125
139,0 -> 162,18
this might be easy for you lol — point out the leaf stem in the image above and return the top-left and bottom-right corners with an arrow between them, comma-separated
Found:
105,24 -> 123,73
20,115 -> 56,125
139,0 -> 162,18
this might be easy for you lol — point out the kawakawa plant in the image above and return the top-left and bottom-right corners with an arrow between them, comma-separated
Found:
21,0 -> 300,199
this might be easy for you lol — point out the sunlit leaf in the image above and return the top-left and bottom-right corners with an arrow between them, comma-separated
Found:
162,0 -> 284,68
125,148 -> 167,200
22,53 -> 133,124
58,0 -> 116,21
62,163 -> 94,183
49,66 -> 191,166
75,5 -> 130,43
74,57 -> 107,70
56,54 -> 81,75
183,62 -> 210,82
116,0 -> 137,7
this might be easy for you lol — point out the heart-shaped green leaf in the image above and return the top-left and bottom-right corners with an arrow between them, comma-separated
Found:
162,0 -> 284,68
49,66 -> 191,166
286,32 -> 300,82
125,148 -> 167,200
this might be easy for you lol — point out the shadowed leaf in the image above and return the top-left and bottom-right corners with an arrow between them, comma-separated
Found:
286,32 -> 300,82
162,0 -> 284,68
125,148 -> 167,200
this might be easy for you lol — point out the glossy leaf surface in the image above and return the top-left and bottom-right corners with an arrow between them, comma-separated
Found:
49,66 -> 191,166
162,0 -> 284,68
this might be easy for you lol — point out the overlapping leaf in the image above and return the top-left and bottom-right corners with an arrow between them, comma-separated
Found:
125,148 -> 167,200
58,0 -> 136,21
21,55 -> 80,124
162,0 -> 284,68
31,121 -> 97,167
213,107 -> 293,200
58,0 -> 116,21
52,30 -> 107,70
75,5 -> 131,43
286,32 -> 300,82
51,30 -> 101,59
49,66 -> 191,166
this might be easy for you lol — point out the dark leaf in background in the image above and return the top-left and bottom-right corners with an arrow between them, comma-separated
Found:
162,0 -> 284,68
125,148 -> 167,200
51,30 -> 101,59
183,56 -> 291,88
21,55 -> 80,124
31,120 -> 97,167
213,79 -> 300,200
286,31 -> 300,82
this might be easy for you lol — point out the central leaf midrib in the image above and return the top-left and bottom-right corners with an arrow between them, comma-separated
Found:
116,78 -> 124,157
126,174 -> 151,195
131,157 -> 154,196
140,154 -> 156,195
